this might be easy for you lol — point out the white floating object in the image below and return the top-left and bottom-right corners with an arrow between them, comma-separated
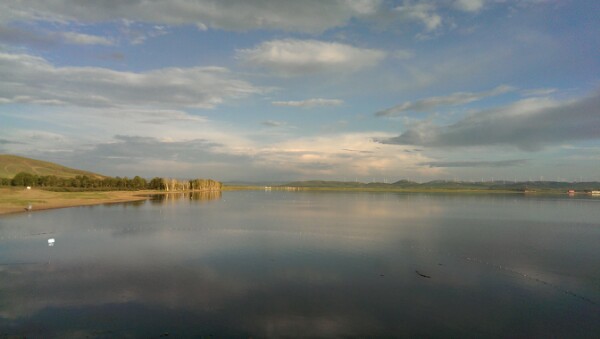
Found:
48,238 -> 55,246
26,186 -> 31,190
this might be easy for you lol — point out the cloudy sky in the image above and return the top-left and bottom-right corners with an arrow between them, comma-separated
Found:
1,0 -> 599,182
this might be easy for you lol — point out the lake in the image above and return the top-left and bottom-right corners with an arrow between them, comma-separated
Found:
1,191 -> 599,337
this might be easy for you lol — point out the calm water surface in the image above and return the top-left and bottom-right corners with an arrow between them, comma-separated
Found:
0,191 -> 599,337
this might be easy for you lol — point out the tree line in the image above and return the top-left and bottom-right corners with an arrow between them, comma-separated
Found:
1,172 -> 222,191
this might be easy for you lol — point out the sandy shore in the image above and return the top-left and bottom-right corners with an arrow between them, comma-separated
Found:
0,187 -> 158,216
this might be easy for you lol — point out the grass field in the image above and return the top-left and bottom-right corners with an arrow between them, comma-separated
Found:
0,187 -> 151,215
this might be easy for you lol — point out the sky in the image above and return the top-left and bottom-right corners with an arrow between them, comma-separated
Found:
0,0 -> 599,182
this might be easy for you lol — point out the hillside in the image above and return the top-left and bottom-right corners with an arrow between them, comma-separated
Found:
0,154 -> 105,179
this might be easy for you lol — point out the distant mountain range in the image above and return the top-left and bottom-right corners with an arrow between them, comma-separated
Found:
281,180 -> 600,191
0,154 -> 105,179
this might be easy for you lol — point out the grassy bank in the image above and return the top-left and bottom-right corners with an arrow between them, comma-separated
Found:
0,187 -> 155,215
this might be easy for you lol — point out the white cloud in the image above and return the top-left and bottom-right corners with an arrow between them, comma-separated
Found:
0,24 -> 53,46
0,24 -> 114,46
0,105 -> 258,178
0,0 -> 382,34
0,52 -> 263,109
394,1 -> 442,32
3,122 -> 440,180
521,88 -> 557,97
0,128 -> 74,155
453,0 -> 485,12
376,85 -> 514,116
422,159 -> 528,168
393,49 -> 415,60
379,91 -> 600,151
254,133 -> 438,179
237,39 -> 386,76
119,22 -> 169,45
60,31 -> 114,45
272,98 -> 344,108
262,120 -> 285,127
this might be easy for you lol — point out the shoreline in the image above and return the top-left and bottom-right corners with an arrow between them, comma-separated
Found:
1,186 -> 589,217
0,188 -> 219,216
0,187 -> 154,216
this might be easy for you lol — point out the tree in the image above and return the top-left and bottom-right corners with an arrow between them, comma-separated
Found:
132,176 -> 147,189
148,177 -> 164,190
12,172 -> 36,186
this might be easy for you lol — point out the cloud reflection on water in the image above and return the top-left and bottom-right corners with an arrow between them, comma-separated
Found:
0,192 -> 599,337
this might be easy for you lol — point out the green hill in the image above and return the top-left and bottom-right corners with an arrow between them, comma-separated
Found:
0,154 -> 105,179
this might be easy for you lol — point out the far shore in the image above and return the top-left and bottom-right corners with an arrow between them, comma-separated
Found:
1,185 -> 587,216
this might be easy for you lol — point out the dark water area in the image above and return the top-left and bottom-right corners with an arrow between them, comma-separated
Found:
0,191 -> 599,338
